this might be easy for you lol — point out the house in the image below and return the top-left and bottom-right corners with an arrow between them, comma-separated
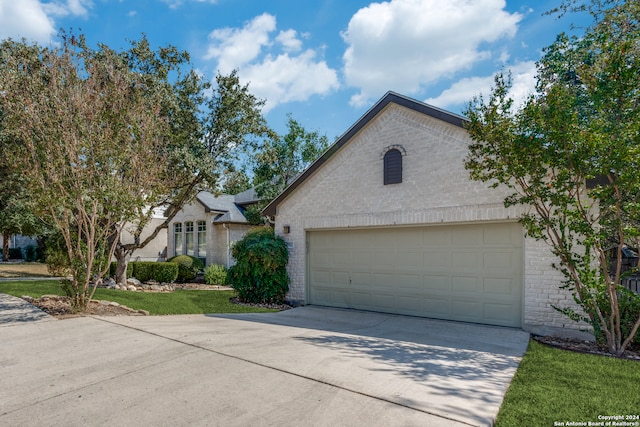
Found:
167,188 -> 260,268
263,91 -> 584,338
119,208 -> 168,262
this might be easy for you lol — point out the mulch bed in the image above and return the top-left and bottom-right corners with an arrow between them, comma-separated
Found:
532,334 -> 640,361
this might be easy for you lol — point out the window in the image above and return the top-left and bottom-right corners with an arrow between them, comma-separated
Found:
197,221 -> 206,258
185,221 -> 194,256
174,223 -> 183,256
384,148 -> 403,185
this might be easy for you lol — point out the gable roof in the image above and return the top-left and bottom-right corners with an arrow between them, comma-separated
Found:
262,91 -> 469,217
196,192 -> 250,224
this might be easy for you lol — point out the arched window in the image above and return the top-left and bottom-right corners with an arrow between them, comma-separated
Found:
384,148 -> 403,185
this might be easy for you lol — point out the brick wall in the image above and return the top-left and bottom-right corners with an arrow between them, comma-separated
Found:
274,102 -> 585,334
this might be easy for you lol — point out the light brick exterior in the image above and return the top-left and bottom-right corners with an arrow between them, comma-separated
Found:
168,199 -> 253,268
272,100 -> 586,337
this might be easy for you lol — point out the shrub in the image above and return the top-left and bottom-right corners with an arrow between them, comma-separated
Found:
227,227 -> 289,304
109,261 -> 134,279
24,245 -> 38,262
152,262 -> 179,283
204,264 -> 227,285
132,262 -> 179,283
167,255 -> 204,283
8,247 -> 23,260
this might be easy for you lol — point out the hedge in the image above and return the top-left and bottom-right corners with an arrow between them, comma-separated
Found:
109,261 -> 179,283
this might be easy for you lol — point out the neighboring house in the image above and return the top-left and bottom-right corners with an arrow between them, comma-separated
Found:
168,188 -> 259,268
264,91 -> 584,338
119,210 -> 168,263
0,234 -> 38,259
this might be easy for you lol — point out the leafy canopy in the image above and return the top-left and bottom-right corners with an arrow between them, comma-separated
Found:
464,0 -> 640,355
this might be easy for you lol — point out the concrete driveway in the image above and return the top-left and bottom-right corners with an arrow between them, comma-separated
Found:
1,298 -> 529,426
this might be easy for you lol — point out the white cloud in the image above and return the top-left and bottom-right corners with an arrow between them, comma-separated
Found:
342,0 -> 522,106
0,0 -> 91,44
424,60 -> 537,112
276,29 -> 302,52
242,51 -> 339,112
161,0 -> 218,9
205,13 -> 276,73
204,13 -> 339,112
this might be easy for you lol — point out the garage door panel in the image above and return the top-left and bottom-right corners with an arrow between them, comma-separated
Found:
423,275 -> 451,290
452,300 -> 483,319
453,227 -> 482,246
422,228 -> 452,246
396,251 -> 423,267
309,223 -> 523,327
372,252 -> 396,268
423,251 -> 451,268
396,273 -> 422,288
484,251 -> 517,270
484,277 -> 516,294
456,252 -> 481,271
452,276 -> 480,293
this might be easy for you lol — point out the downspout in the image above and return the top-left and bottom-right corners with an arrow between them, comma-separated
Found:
223,223 -> 230,268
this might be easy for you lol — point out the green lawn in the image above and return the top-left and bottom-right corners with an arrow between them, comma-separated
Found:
0,279 -> 278,315
496,340 -> 640,426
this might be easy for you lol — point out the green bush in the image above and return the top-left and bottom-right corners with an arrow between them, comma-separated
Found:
167,255 -> 204,283
204,264 -> 227,285
8,247 -> 23,260
152,262 -> 179,283
227,227 -> 289,304
109,261 -> 134,279
24,245 -> 38,262
132,262 -> 178,283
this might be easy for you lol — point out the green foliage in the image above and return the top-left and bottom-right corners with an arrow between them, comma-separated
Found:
464,0 -> 640,355
24,245 -> 39,262
167,255 -> 204,283
243,204 -> 267,225
109,261 -> 179,283
252,114 -> 329,203
8,248 -> 22,260
110,261 -> 134,279
227,227 -> 289,304
204,264 -> 228,285
132,262 -> 179,283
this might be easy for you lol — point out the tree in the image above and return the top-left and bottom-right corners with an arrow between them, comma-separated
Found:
109,62 -> 273,286
252,114 -> 329,203
0,33 -> 197,309
464,0 -> 640,355
0,163 -> 43,261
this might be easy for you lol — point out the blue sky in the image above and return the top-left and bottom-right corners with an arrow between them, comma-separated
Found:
0,0 -> 586,139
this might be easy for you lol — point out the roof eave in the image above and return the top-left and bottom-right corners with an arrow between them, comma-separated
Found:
262,91 -> 469,217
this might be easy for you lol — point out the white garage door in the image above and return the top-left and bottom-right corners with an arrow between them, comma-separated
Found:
308,223 -> 523,327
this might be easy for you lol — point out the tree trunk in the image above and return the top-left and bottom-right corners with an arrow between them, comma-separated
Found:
2,230 -> 9,262
113,246 -> 130,286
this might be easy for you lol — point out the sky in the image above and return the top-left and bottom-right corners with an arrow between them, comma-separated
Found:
0,0 -> 589,139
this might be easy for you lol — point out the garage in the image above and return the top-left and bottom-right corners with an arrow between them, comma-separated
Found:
308,222 -> 523,327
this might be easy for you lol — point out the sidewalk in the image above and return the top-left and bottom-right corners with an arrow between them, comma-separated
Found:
0,293 -> 56,325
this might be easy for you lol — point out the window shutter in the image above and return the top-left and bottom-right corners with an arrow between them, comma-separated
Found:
384,149 -> 402,185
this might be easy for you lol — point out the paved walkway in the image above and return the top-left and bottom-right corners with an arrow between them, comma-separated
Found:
0,293 -> 56,325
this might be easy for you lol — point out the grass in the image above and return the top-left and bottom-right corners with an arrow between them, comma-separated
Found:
496,340 -> 640,426
0,262 -> 52,278
0,279 -> 278,315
